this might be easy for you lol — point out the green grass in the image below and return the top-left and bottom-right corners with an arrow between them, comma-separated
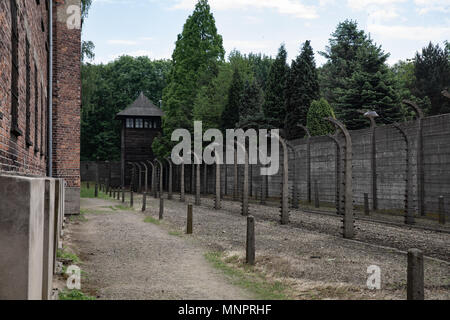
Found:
58,289 -> 96,301
115,205 -> 134,211
144,216 -> 161,225
204,252 -> 291,300
168,230 -> 183,237
69,213 -> 88,222
57,248 -> 80,264
80,182 -> 111,200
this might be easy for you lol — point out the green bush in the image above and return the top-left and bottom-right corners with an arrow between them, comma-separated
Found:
307,98 -> 336,136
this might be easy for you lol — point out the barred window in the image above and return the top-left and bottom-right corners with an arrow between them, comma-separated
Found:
135,118 -> 143,129
10,0 -> 22,137
26,39 -> 32,147
126,118 -> 134,128
34,65 -> 39,154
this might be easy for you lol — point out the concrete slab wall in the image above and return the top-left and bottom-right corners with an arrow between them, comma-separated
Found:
0,175 -> 45,300
0,174 -> 64,300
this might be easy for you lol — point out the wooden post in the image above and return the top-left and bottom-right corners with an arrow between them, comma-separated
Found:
407,249 -> 424,300
87,182 -> 89,189
246,216 -> 255,265
186,204 -> 193,234
95,184 -> 98,198
159,197 -> 164,220
121,187 -> 125,203
439,196 -> 446,225
142,192 -> 147,212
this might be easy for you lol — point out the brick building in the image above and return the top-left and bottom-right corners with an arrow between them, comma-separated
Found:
0,0 -> 81,214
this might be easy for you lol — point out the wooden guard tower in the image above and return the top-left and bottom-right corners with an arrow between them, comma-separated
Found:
116,92 -> 164,187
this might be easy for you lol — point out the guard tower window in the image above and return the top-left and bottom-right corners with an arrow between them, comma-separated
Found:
135,118 -> 143,129
126,118 -> 134,128
10,0 -> 22,137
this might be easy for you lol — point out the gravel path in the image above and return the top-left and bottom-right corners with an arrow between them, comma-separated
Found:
66,198 -> 254,300
135,193 -> 449,300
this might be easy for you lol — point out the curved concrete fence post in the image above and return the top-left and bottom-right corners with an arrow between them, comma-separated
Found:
277,133 -> 290,225
140,162 -> 148,193
403,100 -> 425,217
327,134 -> 343,216
146,160 -> 156,198
203,164 -> 208,195
235,140 -> 249,216
187,151 -> 202,205
233,150 -> 238,201
155,159 -> 164,198
298,125 -> 312,204
286,141 -> 300,209
135,162 -> 143,194
165,158 -> 173,200
180,161 -> 186,202
367,115 -> 378,211
393,123 -> 414,225
326,117 -> 354,239
215,163 -> 221,210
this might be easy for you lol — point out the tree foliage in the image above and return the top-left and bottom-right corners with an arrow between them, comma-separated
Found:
153,0 -> 225,158
263,44 -> 289,129
413,42 -> 450,115
319,20 -> 403,130
285,40 -> 320,139
239,79 -> 265,129
81,56 -> 172,161
307,98 -> 335,136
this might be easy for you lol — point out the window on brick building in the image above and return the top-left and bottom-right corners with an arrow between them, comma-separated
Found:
26,39 -> 32,147
34,65 -> 39,154
10,0 -> 22,137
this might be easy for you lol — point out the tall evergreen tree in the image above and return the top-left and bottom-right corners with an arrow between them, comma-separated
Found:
221,68 -> 244,130
263,44 -> 289,129
285,41 -> 320,139
413,42 -> 450,115
153,0 -> 225,157
320,20 -> 402,130
239,79 -> 265,129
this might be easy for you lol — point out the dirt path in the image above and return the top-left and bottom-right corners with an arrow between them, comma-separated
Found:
67,198 -> 254,300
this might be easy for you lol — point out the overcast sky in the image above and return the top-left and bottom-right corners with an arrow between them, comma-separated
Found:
83,0 -> 450,66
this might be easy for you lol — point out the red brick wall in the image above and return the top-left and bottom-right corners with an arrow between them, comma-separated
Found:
52,0 -> 81,190
0,0 -> 49,176
0,0 -> 81,214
